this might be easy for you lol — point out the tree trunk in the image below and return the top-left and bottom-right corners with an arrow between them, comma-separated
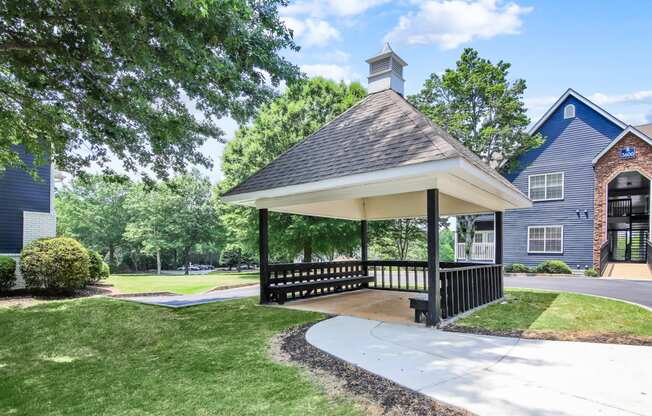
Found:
156,249 -> 161,275
184,247 -> 190,275
303,241 -> 313,263
108,244 -> 115,267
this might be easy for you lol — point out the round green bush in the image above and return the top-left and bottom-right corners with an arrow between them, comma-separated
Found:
535,260 -> 572,275
100,262 -> 110,280
20,237 -> 90,291
87,249 -> 104,284
0,256 -> 17,291
584,268 -> 598,277
507,263 -> 530,273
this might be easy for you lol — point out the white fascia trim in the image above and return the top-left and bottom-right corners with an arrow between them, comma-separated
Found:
529,88 -> 627,135
592,126 -> 652,165
222,157 -> 532,210
221,158 -> 460,206
456,159 -> 532,209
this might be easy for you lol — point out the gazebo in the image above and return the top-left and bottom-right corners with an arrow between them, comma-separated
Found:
222,45 -> 531,326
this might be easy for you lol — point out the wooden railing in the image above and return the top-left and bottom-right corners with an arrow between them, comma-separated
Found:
600,241 -> 610,276
367,260 -> 428,291
439,264 -> 503,319
263,259 -> 503,320
455,243 -> 494,261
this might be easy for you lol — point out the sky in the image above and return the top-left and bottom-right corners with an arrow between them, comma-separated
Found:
128,1 -> 652,183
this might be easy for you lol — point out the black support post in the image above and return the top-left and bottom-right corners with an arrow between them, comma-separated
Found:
494,211 -> 504,297
259,208 -> 269,304
426,189 -> 441,326
361,220 -> 368,276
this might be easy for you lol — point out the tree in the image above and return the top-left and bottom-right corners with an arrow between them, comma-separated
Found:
219,77 -> 367,262
55,175 -> 132,266
124,184 -> 175,275
370,219 -> 426,261
164,172 -> 221,274
0,0 -> 299,176
409,48 -> 541,258
220,243 -> 243,272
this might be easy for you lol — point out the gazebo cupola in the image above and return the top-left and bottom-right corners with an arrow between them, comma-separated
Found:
222,45 -> 531,326
366,42 -> 407,95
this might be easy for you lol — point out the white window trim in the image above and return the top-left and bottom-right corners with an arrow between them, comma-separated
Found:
527,225 -> 564,254
528,172 -> 565,202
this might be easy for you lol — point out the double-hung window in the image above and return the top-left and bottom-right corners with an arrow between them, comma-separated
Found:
528,172 -> 564,201
528,225 -> 563,253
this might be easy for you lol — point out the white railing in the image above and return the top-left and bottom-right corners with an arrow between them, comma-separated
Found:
455,243 -> 495,262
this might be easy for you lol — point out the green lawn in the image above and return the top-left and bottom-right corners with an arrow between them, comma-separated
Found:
454,289 -> 652,338
0,297 -> 362,416
106,271 -> 259,294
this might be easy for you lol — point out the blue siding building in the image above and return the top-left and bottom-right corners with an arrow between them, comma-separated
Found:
456,89 -> 652,275
0,147 -> 56,256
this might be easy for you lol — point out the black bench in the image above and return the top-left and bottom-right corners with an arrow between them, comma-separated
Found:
269,275 -> 373,304
409,294 -> 429,323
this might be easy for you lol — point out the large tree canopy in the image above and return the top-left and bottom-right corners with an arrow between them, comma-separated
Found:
219,77 -> 367,262
410,48 -> 542,258
0,0 -> 299,176
409,48 -> 541,171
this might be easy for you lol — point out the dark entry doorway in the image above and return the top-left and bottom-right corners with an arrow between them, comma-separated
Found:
607,172 -> 650,262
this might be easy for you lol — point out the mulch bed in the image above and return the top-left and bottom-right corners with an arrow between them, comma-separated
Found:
445,324 -> 652,346
0,285 -> 113,300
272,323 -> 471,416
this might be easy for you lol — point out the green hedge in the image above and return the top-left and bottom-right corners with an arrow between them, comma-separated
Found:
584,268 -> 598,277
87,249 -> 106,284
0,256 -> 17,291
535,260 -> 572,275
506,263 -> 530,273
20,237 -> 90,291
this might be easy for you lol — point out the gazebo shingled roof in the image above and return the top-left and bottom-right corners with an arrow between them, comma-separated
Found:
222,89 -> 530,219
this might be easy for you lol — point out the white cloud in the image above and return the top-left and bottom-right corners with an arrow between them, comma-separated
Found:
284,0 -> 390,18
614,113 -> 649,126
300,64 -> 361,83
590,90 -> 652,106
282,17 -> 340,47
318,49 -> 351,64
385,0 -> 532,49
523,95 -> 558,112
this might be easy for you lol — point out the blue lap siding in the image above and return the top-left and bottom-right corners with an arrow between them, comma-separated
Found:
0,148 -> 51,253
502,95 -> 623,269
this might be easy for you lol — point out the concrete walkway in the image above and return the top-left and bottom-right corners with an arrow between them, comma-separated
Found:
119,285 -> 259,308
307,316 -> 652,416
505,276 -> 652,309
603,263 -> 652,280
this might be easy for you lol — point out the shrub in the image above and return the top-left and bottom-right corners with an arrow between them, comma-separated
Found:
535,260 -> 572,275
20,237 -> 90,291
507,263 -> 530,273
584,268 -> 598,277
0,256 -> 17,291
87,249 -> 104,284
100,262 -> 111,279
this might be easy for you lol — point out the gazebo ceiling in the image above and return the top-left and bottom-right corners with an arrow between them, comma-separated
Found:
222,59 -> 531,219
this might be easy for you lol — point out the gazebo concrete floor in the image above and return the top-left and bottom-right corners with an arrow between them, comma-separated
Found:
279,289 -> 419,325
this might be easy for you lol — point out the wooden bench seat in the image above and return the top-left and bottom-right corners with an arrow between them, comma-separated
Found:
269,275 -> 373,304
409,294 -> 428,323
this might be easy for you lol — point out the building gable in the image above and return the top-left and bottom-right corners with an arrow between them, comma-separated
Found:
507,93 -> 624,183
